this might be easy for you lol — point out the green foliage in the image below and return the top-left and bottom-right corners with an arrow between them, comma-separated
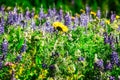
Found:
1,0 -> 120,14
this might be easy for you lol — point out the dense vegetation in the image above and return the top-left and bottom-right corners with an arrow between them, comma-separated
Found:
0,1 -> 120,80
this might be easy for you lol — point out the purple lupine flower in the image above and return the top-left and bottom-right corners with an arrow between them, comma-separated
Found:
59,8 -> 63,16
80,14 -> 89,27
31,19 -> 36,30
103,32 -> 108,44
0,5 -> 5,15
49,64 -> 56,77
20,40 -> 27,53
103,32 -> 108,37
20,20 -> 25,28
0,24 -> 4,34
13,12 -> 18,23
0,61 -> 3,69
19,13 -> 24,21
12,7 -> 18,23
52,7 -> 57,16
2,39 -> 8,53
15,54 -> 22,62
0,17 -> 5,25
45,21 -> 53,32
118,25 -> 120,31
7,11 -> 14,25
64,12 -> 71,27
25,7 -> 30,20
96,8 -> 101,19
57,8 -> 63,21
94,59 -> 104,69
73,14 -> 79,28
47,7 -> 52,17
107,35 -> 111,44
109,34 -> 115,50
104,33 -> 114,46
42,63 -> 47,69
110,11 -> 116,23
39,6 -> 44,20
31,8 -> 35,18
105,61 -> 113,70
117,61 -> 120,67
13,7 -> 17,13
110,51 -> 119,65
109,76 -> 115,80
100,21 -> 105,26
78,57 -> 85,61
0,56 -> 2,61
49,64 -> 55,71
86,5 -> 90,15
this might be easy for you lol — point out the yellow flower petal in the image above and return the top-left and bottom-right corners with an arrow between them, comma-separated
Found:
105,20 -> 110,24
52,22 -> 68,32
116,15 -> 120,19
90,11 -> 96,16
34,14 -> 39,19
80,9 -> 85,13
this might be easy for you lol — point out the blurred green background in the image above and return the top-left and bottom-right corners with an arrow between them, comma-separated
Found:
0,0 -> 120,15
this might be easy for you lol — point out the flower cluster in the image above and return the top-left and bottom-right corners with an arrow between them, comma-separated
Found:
0,5 -> 120,80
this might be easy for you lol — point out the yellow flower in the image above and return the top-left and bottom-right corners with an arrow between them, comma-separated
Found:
15,75 -> 19,79
38,74 -> 46,79
34,14 -> 39,19
66,76 -> 73,80
38,69 -> 48,79
116,15 -> 120,19
48,77 -> 54,80
75,13 -> 80,17
71,16 -> 75,20
19,67 -> 24,75
42,69 -> 48,74
9,69 -> 12,74
52,22 -> 68,32
80,9 -> 85,13
105,20 -> 110,24
67,64 -> 76,74
90,11 -> 96,16
11,64 -> 16,70
6,7 -> 11,10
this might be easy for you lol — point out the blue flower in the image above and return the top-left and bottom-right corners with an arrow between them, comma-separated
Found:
39,6 -> 45,19
110,11 -> 116,23
96,8 -> 101,19
78,57 -> 85,61
64,12 -> 71,27
0,24 -> 4,34
109,76 -> 115,80
105,61 -> 113,70
110,51 -> 119,65
20,40 -> 27,53
1,39 -> 8,53
85,5 -> 90,15
42,63 -> 47,69
15,54 -> 22,62
0,61 -> 3,69
94,59 -> 104,69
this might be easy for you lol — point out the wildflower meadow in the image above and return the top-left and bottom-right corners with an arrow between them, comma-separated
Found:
0,1 -> 120,80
